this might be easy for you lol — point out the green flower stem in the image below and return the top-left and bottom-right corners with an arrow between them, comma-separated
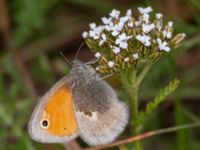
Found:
129,70 -> 142,150
120,70 -> 142,150
136,62 -> 153,87
120,62 -> 154,150
128,70 -> 138,133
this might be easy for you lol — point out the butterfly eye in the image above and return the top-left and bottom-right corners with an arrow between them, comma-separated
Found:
40,119 -> 49,129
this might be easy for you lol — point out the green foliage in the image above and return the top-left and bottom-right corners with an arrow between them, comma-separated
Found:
30,55 -> 55,84
10,0 -> 57,47
0,55 -> 34,150
138,78 -> 180,126
68,0 -> 116,13
189,0 -> 200,12
175,98 -> 188,150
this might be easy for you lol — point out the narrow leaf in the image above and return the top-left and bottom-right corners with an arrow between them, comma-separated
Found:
138,78 -> 180,125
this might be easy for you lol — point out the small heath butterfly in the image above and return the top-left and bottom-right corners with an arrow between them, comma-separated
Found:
28,59 -> 129,146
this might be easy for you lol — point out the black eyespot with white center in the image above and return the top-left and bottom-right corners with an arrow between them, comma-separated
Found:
40,119 -> 49,129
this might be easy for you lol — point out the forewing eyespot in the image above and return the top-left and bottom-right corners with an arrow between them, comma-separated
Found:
40,119 -> 49,129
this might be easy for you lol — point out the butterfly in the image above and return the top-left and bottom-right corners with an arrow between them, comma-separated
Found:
28,59 -> 129,146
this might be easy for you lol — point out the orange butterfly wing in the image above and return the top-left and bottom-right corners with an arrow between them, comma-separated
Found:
41,85 -> 77,136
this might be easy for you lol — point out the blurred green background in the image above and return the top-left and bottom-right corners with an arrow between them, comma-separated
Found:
0,0 -> 200,150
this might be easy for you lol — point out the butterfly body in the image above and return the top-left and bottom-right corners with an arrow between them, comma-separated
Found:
29,60 -> 129,146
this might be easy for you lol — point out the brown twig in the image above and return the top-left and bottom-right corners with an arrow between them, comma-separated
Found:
11,51 -> 38,100
0,0 -> 10,44
83,122 -> 200,150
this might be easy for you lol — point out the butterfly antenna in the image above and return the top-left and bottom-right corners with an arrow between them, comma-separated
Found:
101,73 -> 113,80
75,42 -> 85,60
59,51 -> 73,66
84,58 -> 98,65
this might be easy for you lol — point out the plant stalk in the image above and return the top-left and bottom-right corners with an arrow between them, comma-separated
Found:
120,63 -> 153,150
136,62 -> 153,86
128,70 -> 142,150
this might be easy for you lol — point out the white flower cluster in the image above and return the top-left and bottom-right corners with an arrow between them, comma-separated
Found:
135,7 -> 174,52
82,6 -> 185,72
83,7 -> 176,52
83,9 -> 139,68
83,8 -> 133,50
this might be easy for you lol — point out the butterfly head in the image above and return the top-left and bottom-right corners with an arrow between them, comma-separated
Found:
70,59 -> 97,83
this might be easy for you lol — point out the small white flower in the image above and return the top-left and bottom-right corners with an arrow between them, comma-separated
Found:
115,33 -> 132,49
105,22 -> 114,31
112,30 -> 120,36
142,13 -> 150,23
95,52 -> 101,58
108,61 -> 114,68
102,33 -> 106,40
102,17 -> 112,25
89,26 -> 104,40
181,33 -> 186,38
89,30 -> 99,39
118,21 -> 125,28
120,42 -> 128,49
119,16 -> 129,23
96,66 -> 100,71
156,13 -> 163,19
124,57 -> 130,62
89,23 -> 96,29
138,6 -> 153,14
111,23 -> 124,36
128,21 -> 134,27
163,31 -> 172,39
142,23 -> 155,33
99,34 -> 107,46
82,31 -> 88,38
109,22 -> 114,27
111,46 -> 121,54
111,29 -> 120,36
117,33 -> 132,42
126,9 -> 132,17
168,21 -> 173,27
109,9 -> 120,19
132,53 -> 139,60
156,38 -> 170,52
105,25 -> 112,31
136,34 -> 151,46
111,25 -> 121,36
135,21 -> 141,26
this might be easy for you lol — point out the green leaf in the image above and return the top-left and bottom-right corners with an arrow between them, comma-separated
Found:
138,78 -> 180,126
11,0 -> 57,46
189,0 -> 200,12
